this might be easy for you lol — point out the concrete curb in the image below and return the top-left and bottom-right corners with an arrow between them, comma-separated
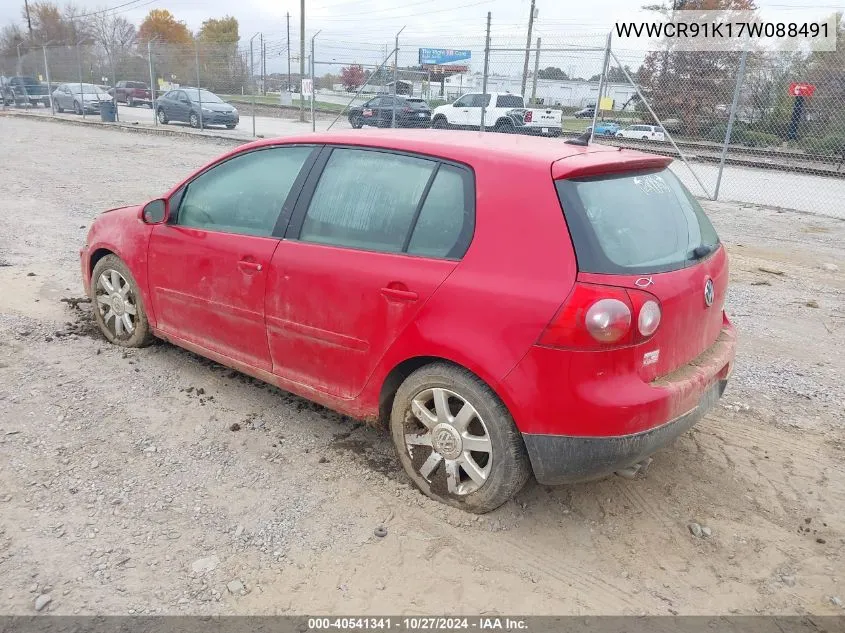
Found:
0,109 -> 251,146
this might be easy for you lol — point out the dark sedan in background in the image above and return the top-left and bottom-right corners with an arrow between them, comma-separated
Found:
155,87 -> 238,129
348,95 -> 431,128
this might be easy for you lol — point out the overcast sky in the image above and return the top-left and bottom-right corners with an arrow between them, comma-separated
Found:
1,0 -> 838,75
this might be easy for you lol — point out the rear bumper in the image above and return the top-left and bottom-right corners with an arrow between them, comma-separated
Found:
524,379 -> 727,485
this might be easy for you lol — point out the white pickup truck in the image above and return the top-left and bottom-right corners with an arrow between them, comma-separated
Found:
431,92 -> 562,137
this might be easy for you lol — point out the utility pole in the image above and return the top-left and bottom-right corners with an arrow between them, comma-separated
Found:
299,0 -> 305,122
392,25 -> 405,128
23,0 -> 33,39
286,12 -> 291,92
520,0 -> 536,97
530,36 -> 541,106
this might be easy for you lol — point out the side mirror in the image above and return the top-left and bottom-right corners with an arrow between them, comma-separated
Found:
141,199 -> 168,224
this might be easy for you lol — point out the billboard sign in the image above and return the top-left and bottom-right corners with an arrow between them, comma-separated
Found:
419,48 -> 472,66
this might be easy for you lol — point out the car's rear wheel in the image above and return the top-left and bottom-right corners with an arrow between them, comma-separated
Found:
157,108 -> 168,124
226,123 -> 236,129
642,135 -> 649,140
432,116 -> 447,129
90,254 -> 154,348
57,103 -> 64,113
390,363 -> 530,514
74,100 -> 82,115
189,112 -> 201,128
127,96 -> 135,107
350,114 -> 363,129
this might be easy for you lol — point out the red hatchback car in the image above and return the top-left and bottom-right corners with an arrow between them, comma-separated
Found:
81,130 -> 736,513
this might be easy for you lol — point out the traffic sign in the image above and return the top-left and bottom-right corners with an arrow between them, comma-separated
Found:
789,83 -> 816,97
301,79 -> 313,98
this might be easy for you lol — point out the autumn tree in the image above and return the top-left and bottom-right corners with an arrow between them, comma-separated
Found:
196,16 -> 242,91
138,9 -> 192,45
637,0 -> 758,135
341,64 -> 365,91
27,1 -> 74,44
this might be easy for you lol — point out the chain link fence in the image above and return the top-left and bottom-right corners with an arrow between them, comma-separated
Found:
2,19 -> 844,215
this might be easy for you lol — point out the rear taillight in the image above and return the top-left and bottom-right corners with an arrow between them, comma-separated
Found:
539,282 -> 662,350
524,111 -> 533,122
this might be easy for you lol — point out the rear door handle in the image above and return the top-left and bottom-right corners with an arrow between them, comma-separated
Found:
380,287 -> 418,302
238,260 -> 263,273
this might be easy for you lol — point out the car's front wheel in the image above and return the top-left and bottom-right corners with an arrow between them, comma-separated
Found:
350,114 -> 363,129
74,100 -> 83,115
157,108 -> 168,124
91,254 -> 154,348
127,96 -> 135,107
390,363 -> 530,513
431,116 -> 448,129
189,112 -> 201,128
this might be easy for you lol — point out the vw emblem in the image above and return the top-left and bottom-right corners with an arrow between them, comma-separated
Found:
704,278 -> 715,307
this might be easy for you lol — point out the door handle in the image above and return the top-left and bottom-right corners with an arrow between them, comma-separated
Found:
380,287 -> 418,302
238,260 -> 263,272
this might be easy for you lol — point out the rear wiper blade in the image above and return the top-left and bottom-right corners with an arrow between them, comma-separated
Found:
689,244 -> 715,260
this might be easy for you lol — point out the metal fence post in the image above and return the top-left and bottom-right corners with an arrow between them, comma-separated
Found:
480,11 -> 491,133
76,42 -> 85,120
530,36 -> 541,106
714,39 -> 749,201
250,32 -> 259,136
610,50 -> 713,200
590,32 -> 611,144
310,30 -> 321,132
42,46 -> 53,115
392,26 -> 405,129
195,41 -> 203,129
148,40 -> 156,126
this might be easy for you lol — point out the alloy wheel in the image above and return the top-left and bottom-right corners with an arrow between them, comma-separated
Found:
95,269 -> 138,339
404,387 -> 492,496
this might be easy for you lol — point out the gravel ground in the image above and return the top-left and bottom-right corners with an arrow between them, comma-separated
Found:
0,115 -> 843,616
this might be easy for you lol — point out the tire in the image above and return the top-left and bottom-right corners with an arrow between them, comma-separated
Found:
42,97 -> 50,108
57,103 -> 64,113
390,362 -> 530,514
157,108 -> 168,124
350,114 -> 363,129
615,132 -> 623,138
493,119 -> 515,134
431,116 -> 448,129
189,112 -> 201,128
127,96 -> 135,107
642,135 -> 649,140
74,100 -> 82,115
90,254 -> 155,348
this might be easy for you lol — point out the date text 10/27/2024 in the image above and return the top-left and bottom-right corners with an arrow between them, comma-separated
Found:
307,618 -> 528,631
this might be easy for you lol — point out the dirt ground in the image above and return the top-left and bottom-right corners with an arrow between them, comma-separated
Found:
0,115 -> 843,617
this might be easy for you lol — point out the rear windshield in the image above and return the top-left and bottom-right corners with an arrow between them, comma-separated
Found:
555,168 -> 719,274
496,94 -> 524,108
405,98 -> 428,108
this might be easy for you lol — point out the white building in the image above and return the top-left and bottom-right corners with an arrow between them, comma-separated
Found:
441,74 -> 638,110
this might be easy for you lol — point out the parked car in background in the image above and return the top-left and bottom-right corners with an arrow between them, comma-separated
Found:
155,88 -> 238,129
80,129 -> 734,513
51,83 -> 113,114
110,81 -> 153,107
431,93 -> 561,136
574,105 -> 595,118
7,76 -> 50,107
348,95 -> 431,128
587,121 -> 621,136
616,124 -> 666,141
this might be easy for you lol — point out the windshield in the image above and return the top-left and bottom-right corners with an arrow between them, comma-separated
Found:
555,168 -> 720,274
183,88 -> 224,103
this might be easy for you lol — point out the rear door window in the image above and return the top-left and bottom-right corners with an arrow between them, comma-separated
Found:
496,94 -> 524,108
407,165 -> 474,258
555,168 -> 719,274
299,149 -> 436,253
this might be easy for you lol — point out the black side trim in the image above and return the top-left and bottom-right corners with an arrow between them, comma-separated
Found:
523,380 -> 727,485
